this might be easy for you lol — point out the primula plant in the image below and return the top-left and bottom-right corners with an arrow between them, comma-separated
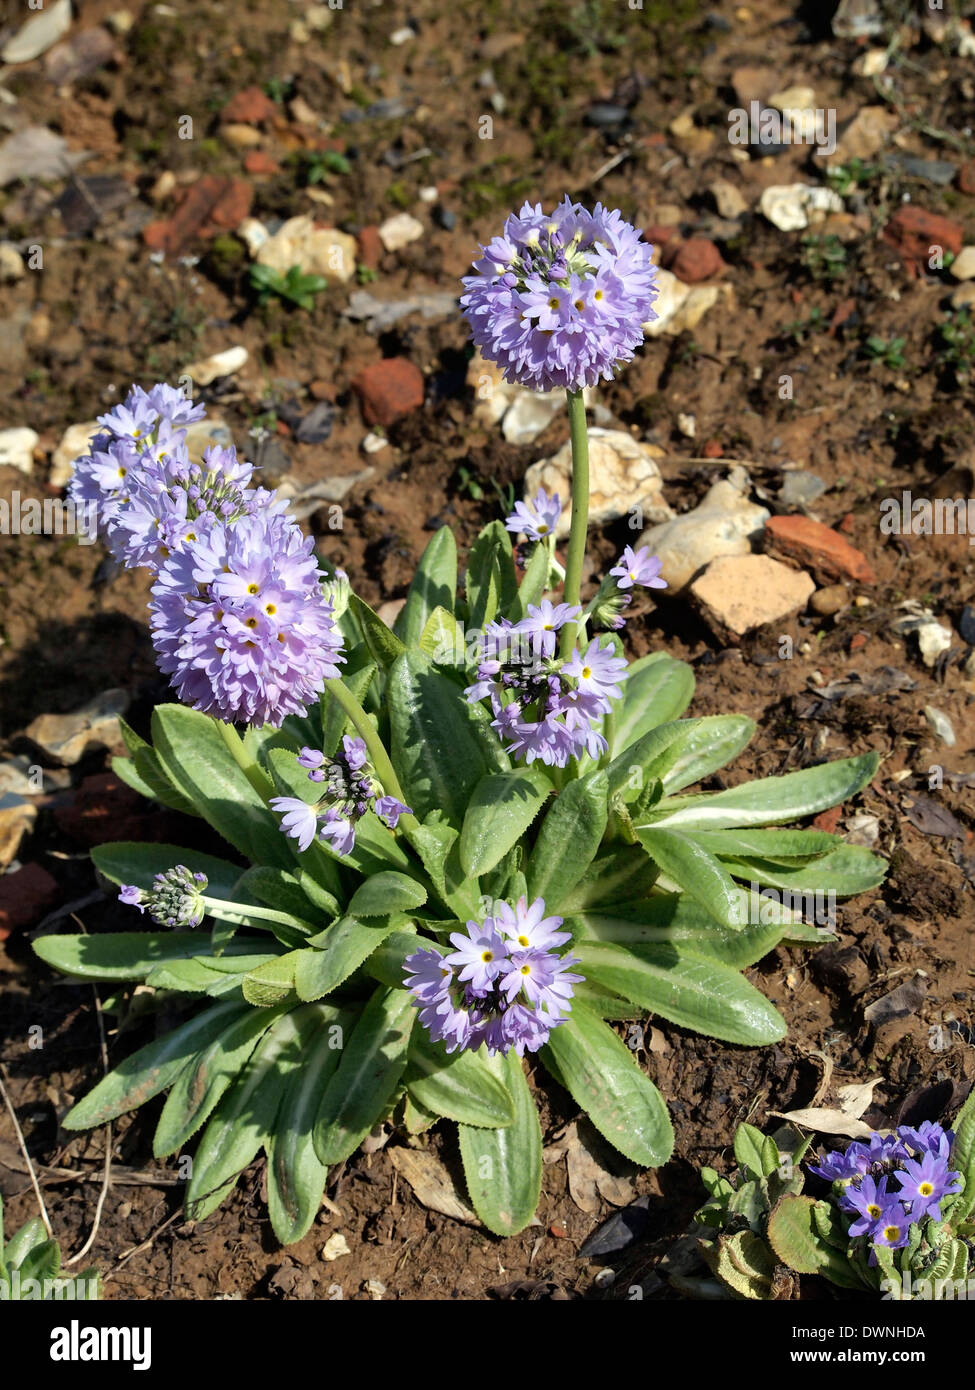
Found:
0,1197 -> 99,1301
35,200 -> 885,1242
684,1096 -> 975,1301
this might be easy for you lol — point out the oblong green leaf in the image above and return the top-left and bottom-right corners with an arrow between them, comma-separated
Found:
458,1049 -> 542,1236
541,1002 -> 673,1166
611,652 -> 695,756
350,592 -> 406,670
388,651 -> 490,825
348,871 -> 427,917
569,898 -> 786,970
717,845 -> 887,898
313,987 -> 415,1165
405,1032 -> 514,1128
608,716 -> 755,801
33,931 -> 258,983
153,1005 -> 288,1157
574,939 -> 786,1045
62,1000 -> 250,1129
459,767 -> 552,878
636,826 -> 747,929
642,752 -> 882,831
394,525 -> 458,647
151,705 -> 291,867
185,1009 -> 303,1221
294,916 -> 398,1000
267,1004 -> 354,1245
526,770 -> 608,908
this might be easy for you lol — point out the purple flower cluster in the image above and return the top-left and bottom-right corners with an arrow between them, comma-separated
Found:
590,543 -> 668,631
460,199 -> 658,392
270,738 -> 411,858
118,865 -> 208,928
69,385 -> 344,727
810,1123 -> 963,1254
403,896 -> 582,1056
465,600 -> 626,766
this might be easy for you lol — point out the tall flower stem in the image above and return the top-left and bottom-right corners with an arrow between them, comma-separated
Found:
217,720 -> 275,800
559,388 -> 590,657
324,677 -> 415,825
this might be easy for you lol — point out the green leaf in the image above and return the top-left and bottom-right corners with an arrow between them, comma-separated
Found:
688,828 -> 841,862
242,951 -> 303,1006
526,770 -> 608,908
510,539 -> 550,620
151,705 -> 292,867
321,658 -> 377,757
153,1006 -> 288,1157
951,1086 -> 975,1219
574,939 -> 786,1046
18,1239 -> 61,1287
767,1195 -> 862,1287
466,521 -> 517,630
394,526 -> 457,647
267,1004 -> 354,1244
610,652 -> 695,756
3,1217 -> 48,1271
294,916 -> 398,1000
405,822 -> 480,920
34,931 -> 257,983
459,767 -> 552,878
458,1049 -> 543,1236
713,1230 -> 774,1299
636,827 -> 747,929
91,841 -> 244,900
419,606 -> 466,667
388,651 -> 491,825
541,1001 -> 673,1166
557,845 -> 660,912
349,593 -> 406,671
642,751 -> 882,831
608,716 -> 755,802
716,845 -> 887,899
313,987 -> 414,1165
734,1123 -> 781,1180
348,871 -> 427,917
62,999 -> 250,1129
235,866 -> 339,927
116,719 -> 201,816
185,1009 -> 303,1222
405,1032 -> 514,1128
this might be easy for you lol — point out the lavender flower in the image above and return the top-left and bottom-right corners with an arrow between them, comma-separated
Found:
150,507 -> 344,727
609,545 -> 667,592
118,866 -> 208,929
838,1174 -> 889,1238
893,1152 -> 962,1222
270,737 -> 411,858
460,198 -> 658,392
505,488 -> 562,542
465,605 -> 624,767
404,896 -> 581,1057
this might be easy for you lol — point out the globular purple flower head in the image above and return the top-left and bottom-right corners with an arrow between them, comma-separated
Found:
465,605 -> 624,767
460,198 -> 658,392
149,507 -> 345,727
405,896 -> 582,1057
119,865 -> 208,929
504,488 -> 562,543
271,738 -> 411,859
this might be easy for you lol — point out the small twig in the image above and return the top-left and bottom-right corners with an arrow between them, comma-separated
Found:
0,1063 -> 53,1236
106,1209 -> 184,1276
30,891 -> 105,936
63,987 -> 111,1266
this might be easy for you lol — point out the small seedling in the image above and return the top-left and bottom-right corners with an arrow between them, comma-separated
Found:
249,264 -> 328,311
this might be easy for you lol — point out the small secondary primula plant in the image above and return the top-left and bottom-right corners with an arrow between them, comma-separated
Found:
687,1103 -> 975,1301
35,201 -> 885,1242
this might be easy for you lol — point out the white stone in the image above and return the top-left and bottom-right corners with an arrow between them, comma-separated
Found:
25,689 -> 128,766
709,179 -> 748,220
362,431 -> 389,454
378,213 -> 424,252
949,246 -> 975,282
237,217 -> 270,256
917,621 -> 953,668
181,345 -> 249,386
768,85 -> 817,111
256,215 -> 356,282
855,48 -> 889,76
637,470 -> 769,591
321,1233 -> 351,1261
924,706 -> 956,747
0,243 -> 24,281
690,554 -> 814,641
418,185 -> 438,203
502,392 -> 566,446
0,426 -> 38,475
466,352 -> 595,443
2,0 -> 72,64
525,429 -> 673,541
49,421 -> 100,489
390,25 -> 414,44
643,268 -> 723,337
677,413 -> 696,439
759,183 -> 844,232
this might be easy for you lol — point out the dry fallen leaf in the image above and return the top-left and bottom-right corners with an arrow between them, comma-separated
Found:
770,1076 -> 883,1138
388,1146 -> 477,1224
547,1119 -> 634,1214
